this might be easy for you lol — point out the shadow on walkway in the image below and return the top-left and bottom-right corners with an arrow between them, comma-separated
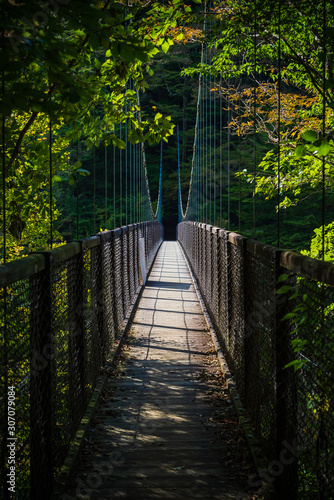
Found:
64,242 -> 262,500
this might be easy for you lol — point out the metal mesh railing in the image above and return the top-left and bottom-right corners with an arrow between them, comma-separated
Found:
0,221 -> 163,500
177,221 -> 334,499
278,253 -> 334,500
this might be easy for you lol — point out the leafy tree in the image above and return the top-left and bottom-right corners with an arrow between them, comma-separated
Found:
183,0 -> 334,253
0,0 -> 193,260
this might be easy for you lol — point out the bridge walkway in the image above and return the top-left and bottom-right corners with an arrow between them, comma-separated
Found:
65,242 -> 257,500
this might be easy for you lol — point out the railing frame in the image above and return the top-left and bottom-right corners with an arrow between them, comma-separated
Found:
177,220 -> 334,499
0,221 -> 163,500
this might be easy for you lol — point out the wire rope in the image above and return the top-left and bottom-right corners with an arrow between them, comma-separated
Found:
158,137 -> 163,223
49,117 -> 53,248
136,91 -> 163,221
179,13 -> 205,222
277,0 -> 281,248
238,80 -> 242,233
1,67 -> 8,500
76,135 -> 79,239
113,144 -> 116,228
322,0 -> 326,259
209,31 -> 212,224
120,123 -> 122,226
220,73 -> 223,225
178,125 -> 182,223
253,1 -> 257,237
93,146 -> 96,234
2,70 -> 5,263
125,87 -> 128,226
129,83 -> 132,224
213,58 -> 216,225
205,46 -> 208,223
227,78 -> 231,231
105,144 -> 108,228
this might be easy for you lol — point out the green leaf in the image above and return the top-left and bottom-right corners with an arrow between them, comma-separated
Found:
317,138 -> 331,156
301,130 -> 317,143
281,312 -> 297,321
161,41 -> 169,54
289,290 -> 299,300
284,359 -> 306,371
276,285 -> 291,294
94,58 -> 101,70
295,145 -> 306,158
77,169 -> 91,177
291,339 -> 308,350
277,273 -> 290,283
52,175 -> 62,182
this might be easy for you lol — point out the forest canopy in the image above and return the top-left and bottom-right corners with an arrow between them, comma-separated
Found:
1,0 -> 334,260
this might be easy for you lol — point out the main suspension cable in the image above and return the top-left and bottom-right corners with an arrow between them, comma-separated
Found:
179,17 -> 205,222
136,91 -> 163,221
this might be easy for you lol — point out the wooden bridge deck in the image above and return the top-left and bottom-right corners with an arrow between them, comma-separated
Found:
65,242 -> 258,499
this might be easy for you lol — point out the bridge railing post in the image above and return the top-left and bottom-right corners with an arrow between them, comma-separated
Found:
226,233 -> 246,400
67,244 -> 86,428
83,236 -> 104,389
274,258 -> 298,498
199,223 -> 205,294
211,227 -> 219,330
121,226 -> 130,318
243,239 -> 278,463
29,252 -> 54,499
205,225 -> 212,308
216,229 -> 229,355
128,225 -> 135,304
195,222 -> 200,278
134,223 -> 140,290
111,229 -> 123,338
99,230 -> 115,353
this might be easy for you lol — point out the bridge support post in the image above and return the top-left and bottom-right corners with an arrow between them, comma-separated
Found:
111,229 -> 122,340
99,230 -> 115,357
29,252 -> 54,499
275,260 -> 298,499
68,247 -> 86,424
133,224 -> 140,290
128,225 -> 135,303
121,226 -> 130,318
95,233 -> 105,361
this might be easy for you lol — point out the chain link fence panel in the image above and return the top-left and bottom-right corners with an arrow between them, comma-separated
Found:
0,221 -> 162,499
178,221 -> 334,499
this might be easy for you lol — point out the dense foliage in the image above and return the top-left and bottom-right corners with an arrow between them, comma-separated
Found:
1,0 -> 334,257
0,0 -> 192,260
194,0 -> 334,255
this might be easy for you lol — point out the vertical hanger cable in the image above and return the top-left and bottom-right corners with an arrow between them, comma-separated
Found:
49,116 -> 53,249
76,134 -> 79,239
277,0 -> 281,247
227,78 -> 230,231
2,70 -> 5,263
322,0 -> 326,259
93,146 -> 96,234
253,2 -> 257,237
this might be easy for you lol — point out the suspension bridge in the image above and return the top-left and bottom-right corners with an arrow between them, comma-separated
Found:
1,1 -> 334,499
